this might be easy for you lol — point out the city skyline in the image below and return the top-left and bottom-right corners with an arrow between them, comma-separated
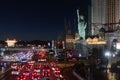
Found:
0,0 -> 90,40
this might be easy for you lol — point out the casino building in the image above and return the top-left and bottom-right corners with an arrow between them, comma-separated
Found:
91,0 -> 120,35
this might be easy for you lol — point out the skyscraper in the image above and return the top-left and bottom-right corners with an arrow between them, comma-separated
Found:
91,0 -> 106,35
91,0 -> 120,35
106,0 -> 120,31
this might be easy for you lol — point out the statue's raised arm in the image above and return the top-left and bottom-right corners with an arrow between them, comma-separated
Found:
77,9 -> 87,40
77,9 -> 80,23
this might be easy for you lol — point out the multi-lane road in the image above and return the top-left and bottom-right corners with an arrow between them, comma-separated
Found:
0,61 -> 66,80
0,49 -> 81,80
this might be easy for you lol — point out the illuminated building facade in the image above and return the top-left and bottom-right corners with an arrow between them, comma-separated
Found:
5,38 -> 17,47
65,30 -> 75,49
91,0 -> 106,35
91,0 -> 120,35
106,0 -> 120,31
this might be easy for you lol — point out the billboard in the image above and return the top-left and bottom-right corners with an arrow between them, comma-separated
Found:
116,42 -> 120,49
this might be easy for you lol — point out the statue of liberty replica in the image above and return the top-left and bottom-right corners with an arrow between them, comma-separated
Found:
77,9 -> 87,40
74,9 -> 88,57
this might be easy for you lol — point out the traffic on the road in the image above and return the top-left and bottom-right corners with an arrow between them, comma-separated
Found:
0,60 -> 65,80
0,49 -> 67,80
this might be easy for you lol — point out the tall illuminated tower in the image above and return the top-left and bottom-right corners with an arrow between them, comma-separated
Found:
91,0 -> 106,35
91,0 -> 120,35
106,0 -> 120,31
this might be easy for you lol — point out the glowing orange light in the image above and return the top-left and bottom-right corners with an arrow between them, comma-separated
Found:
5,38 -> 17,47
86,37 -> 106,44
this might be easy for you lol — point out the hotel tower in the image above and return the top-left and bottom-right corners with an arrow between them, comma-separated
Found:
91,0 -> 120,35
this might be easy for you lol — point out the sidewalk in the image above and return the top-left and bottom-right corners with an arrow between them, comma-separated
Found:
0,67 -> 7,74
0,67 -> 11,76
72,71 -> 85,80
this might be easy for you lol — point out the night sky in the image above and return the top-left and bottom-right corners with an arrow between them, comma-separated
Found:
0,0 -> 90,40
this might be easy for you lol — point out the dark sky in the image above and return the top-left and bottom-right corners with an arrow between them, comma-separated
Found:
0,0 -> 90,40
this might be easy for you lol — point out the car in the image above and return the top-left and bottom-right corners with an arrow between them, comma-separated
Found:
32,75 -> 41,80
11,69 -> 20,75
50,62 -> 56,67
32,72 -> 41,80
51,65 -> 58,71
28,61 -> 35,65
42,69 -> 50,77
17,75 -> 27,80
45,77 -> 51,80
21,59 -> 28,62
11,63 -> 18,69
42,64 -> 51,77
26,65 -> 33,70
34,68 -> 41,73
23,71 -> 30,76
53,69 -> 61,78
34,65 -> 41,73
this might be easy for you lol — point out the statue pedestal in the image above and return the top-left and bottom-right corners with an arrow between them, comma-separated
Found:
74,40 -> 89,57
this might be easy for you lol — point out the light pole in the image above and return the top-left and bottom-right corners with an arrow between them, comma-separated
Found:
105,51 -> 111,75
64,19 -> 67,68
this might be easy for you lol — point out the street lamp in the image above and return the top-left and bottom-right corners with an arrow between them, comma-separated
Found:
105,51 -> 111,57
105,51 -> 111,74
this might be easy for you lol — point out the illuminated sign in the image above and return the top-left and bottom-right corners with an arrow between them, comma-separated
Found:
86,37 -> 106,44
66,39 -> 75,43
5,38 -> 17,47
116,42 -> 120,49
117,66 -> 120,68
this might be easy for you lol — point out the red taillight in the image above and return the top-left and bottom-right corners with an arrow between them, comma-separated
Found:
42,73 -> 44,76
23,78 -> 26,80
21,75 -> 23,77
48,74 -> 50,76
48,69 -> 50,72
58,71 -> 60,73
17,78 -> 20,80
